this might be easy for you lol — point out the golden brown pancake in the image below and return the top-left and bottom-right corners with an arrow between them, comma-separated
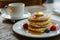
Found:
28,23 -> 52,32
27,12 -> 53,35
30,22 -> 52,28
27,30 -> 44,35
28,15 -> 50,22
29,20 -> 50,26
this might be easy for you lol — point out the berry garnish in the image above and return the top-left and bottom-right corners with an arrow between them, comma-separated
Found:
23,23 -> 28,29
50,25 -> 57,31
45,29 -> 50,33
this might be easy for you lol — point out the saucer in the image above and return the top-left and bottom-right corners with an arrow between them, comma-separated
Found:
1,10 -> 31,19
13,19 -> 60,38
53,8 -> 60,15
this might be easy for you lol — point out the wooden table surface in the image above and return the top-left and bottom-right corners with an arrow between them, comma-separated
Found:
0,3 -> 60,40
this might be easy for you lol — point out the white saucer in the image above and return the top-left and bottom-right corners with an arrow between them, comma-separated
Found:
53,8 -> 60,15
13,19 -> 60,38
1,9 -> 31,19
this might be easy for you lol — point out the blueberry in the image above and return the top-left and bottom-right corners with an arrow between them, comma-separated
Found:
44,29 -> 50,33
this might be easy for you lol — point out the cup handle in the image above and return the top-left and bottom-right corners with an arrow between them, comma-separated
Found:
4,5 -> 14,13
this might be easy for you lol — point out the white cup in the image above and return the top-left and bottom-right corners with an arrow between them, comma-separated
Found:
3,3 -> 25,20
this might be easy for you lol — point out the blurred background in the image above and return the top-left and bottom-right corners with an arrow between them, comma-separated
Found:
0,0 -> 58,8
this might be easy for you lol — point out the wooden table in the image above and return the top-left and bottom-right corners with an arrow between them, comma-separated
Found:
0,3 -> 60,40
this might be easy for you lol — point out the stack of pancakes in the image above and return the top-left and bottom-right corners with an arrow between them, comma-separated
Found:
27,12 -> 52,34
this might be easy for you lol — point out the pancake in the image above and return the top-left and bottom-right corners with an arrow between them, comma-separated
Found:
28,23 -> 52,32
30,22 -> 52,28
26,30 -> 44,35
40,22 -> 52,28
28,26 -> 46,32
27,12 -> 53,35
30,19 -> 50,26
28,14 -> 50,22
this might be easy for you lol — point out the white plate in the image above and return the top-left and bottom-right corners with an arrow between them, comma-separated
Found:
13,19 -> 60,38
1,9 -> 31,19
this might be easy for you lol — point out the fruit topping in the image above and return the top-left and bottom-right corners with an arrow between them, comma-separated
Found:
50,25 -> 57,31
45,29 -> 50,33
23,23 -> 28,29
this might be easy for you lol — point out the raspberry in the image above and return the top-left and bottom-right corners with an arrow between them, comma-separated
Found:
50,25 -> 57,31
23,23 -> 28,29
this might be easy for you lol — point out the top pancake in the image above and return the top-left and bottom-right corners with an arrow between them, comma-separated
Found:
28,14 -> 50,22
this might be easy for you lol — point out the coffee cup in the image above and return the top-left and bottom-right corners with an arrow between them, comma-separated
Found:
1,3 -> 25,20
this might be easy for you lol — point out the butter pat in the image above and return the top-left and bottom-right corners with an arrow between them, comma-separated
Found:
34,12 -> 44,16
